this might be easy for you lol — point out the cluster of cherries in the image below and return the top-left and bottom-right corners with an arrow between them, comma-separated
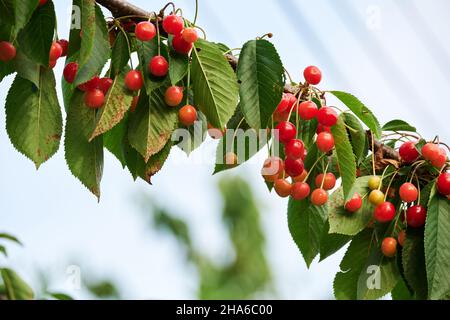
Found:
260,66 -> 339,206
62,13 -> 199,126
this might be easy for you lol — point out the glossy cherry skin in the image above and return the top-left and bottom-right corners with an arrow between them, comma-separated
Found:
162,15 -> 184,35
406,205 -> 427,228
397,230 -> 406,247
284,157 -> 304,178
0,41 -> 16,62
38,0 -> 47,6
84,89 -> 105,109
164,86 -> 183,107
78,76 -> 100,91
63,62 -> 78,83
369,190 -> 385,206
275,121 -> 296,144
399,141 -> 419,163
181,27 -> 198,43
316,124 -> 331,134
49,42 -> 63,61
130,95 -> 139,113
374,202 -> 396,223
345,193 -> 363,213
422,143 -> 440,161
149,56 -> 169,77
98,77 -> 113,94
179,105 -> 197,126
368,176 -> 382,190
311,188 -> 328,206
135,21 -> 156,41
431,147 -> 447,168
125,70 -> 144,91
293,169 -> 308,183
316,132 -> 335,153
291,182 -> 311,200
261,156 -> 284,182
172,33 -> 193,54
437,172 -> 450,195
273,93 -> 296,122
317,106 -> 338,127
298,101 -> 318,120
303,65 -> 322,85
57,39 -> 69,57
399,183 -> 418,203
381,237 -> 397,258
274,179 -> 292,198
285,139 -> 305,160
315,173 -> 336,190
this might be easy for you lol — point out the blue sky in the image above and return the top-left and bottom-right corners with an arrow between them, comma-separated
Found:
0,0 -> 449,299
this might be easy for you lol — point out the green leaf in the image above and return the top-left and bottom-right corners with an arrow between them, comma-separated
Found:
402,228 -> 428,299
328,177 -> 374,236
6,70 -> 62,168
0,245 -> 6,257
382,119 -> 416,132
136,38 -> 168,93
0,60 -> 15,83
333,229 -> 372,300
356,243 -> 400,300
287,198 -> 328,268
419,181 -> 434,208
17,0 -> 55,66
74,2 -> 110,86
329,91 -> 382,139
391,277 -> 414,300
14,0 -> 39,33
47,292 -> 74,300
424,187 -> 450,300
237,39 -> 284,130
0,0 -> 15,27
14,50 -> 40,88
319,220 -> 351,262
111,31 -> 130,76
65,91 -> 104,199
191,39 -> 239,129
103,114 -> 129,168
128,87 -> 178,162
168,48 -> 188,85
343,112 -> 367,165
331,115 -> 356,201
0,233 -> 22,246
1,268 -> 34,300
90,70 -> 133,140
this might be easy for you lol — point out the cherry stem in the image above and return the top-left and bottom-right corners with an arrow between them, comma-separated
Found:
186,60 -> 191,105
304,153 -> 327,182
160,2 -> 176,16
193,0 -> 199,25
155,15 -> 161,56
284,67 -> 294,84
409,160 -> 426,183
379,165 -> 391,190
371,132 -> 376,176
115,22 -> 133,69
320,162 -> 330,189
384,170 -> 399,201
223,48 -> 241,55
416,175 -> 421,205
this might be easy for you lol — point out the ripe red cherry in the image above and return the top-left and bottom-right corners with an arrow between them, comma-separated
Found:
293,169 -> 308,183
284,157 -> 304,178
125,70 -> 143,91
381,237 -> 397,258
304,66 -> 322,85
311,188 -> 328,206
399,141 -> 419,163
135,21 -> 156,41
317,106 -> 338,127
399,183 -> 418,203
285,139 -> 305,160
274,179 -> 292,198
181,27 -> 198,43
149,55 -> 169,77
397,230 -> 406,247
84,89 -> 105,109
274,93 -> 296,122
316,132 -> 335,153
172,33 -> 193,54
38,0 -> 47,6
437,172 -> 450,195
78,76 -> 100,91
130,95 -> 139,112
162,14 -> 184,35
291,182 -> 311,200
345,193 -> 363,213
422,143 -> 440,161
315,173 -> 336,190
49,42 -> 63,61
316,124 -> 331,134
431,147 -> 447,168
164,86 -> 183,107
275,121 -> 296,144
406,205 -> 427,228
298,101 -> 318,120
57,39 -> 69,57
98,77 -> 113,94
207,123 -> 226,139
179,105 -> 197,126
48,59 -> 57,69
374,202 -> 396,223
261,156 -> 284,182
63,62 -> 78,83
0,41 -> 16,62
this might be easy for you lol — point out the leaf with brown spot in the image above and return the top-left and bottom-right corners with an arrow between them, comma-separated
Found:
128,86 -> 178,162
90,71 -> 134,141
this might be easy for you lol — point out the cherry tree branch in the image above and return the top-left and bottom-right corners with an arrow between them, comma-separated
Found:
95,0 -> 401,162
